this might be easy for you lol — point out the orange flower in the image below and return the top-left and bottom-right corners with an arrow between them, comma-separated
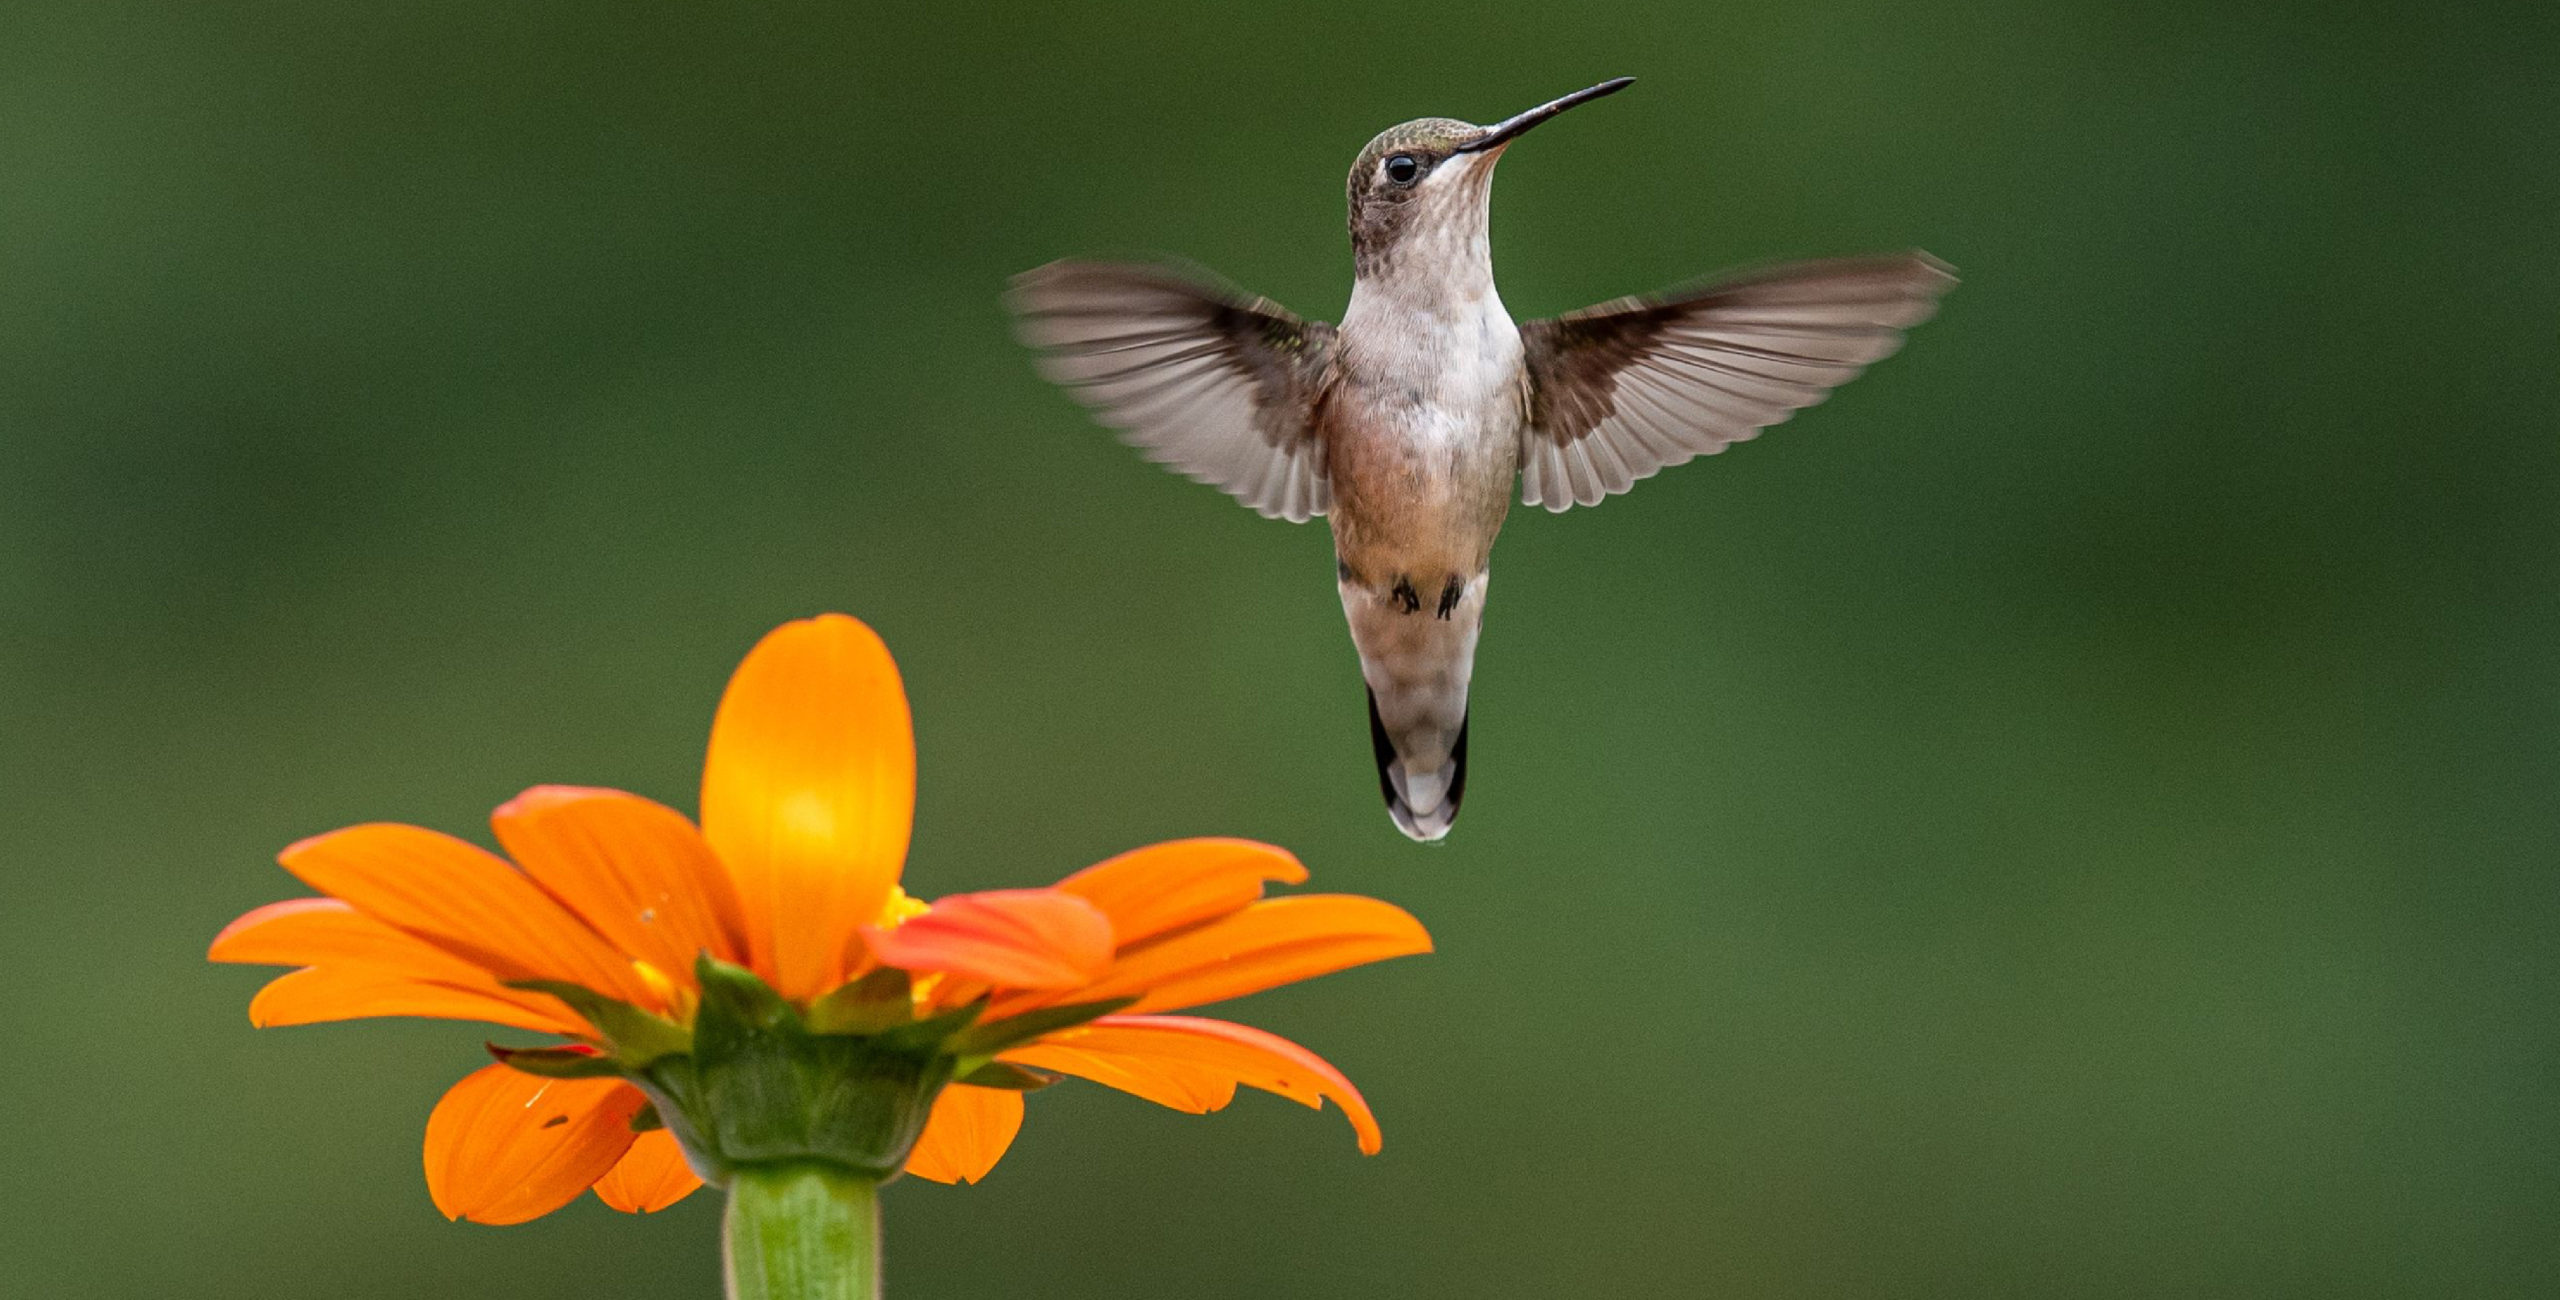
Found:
211,615 -> 1429,1224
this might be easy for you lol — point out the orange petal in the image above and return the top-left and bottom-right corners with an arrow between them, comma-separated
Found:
900,1084 -> 1023,1185
423,1065 -> 646,1225
211,905 -> 581,1023
1067,895 -> 1431,1014
592,1128 -> 703,1213
212,898 -> 387,966
862,890 -> 1114,991
279,824 -> 660,1008
1052,839 -> 1308,949
213,898 -> 499,979
997,1041 -> 1236,1114
1014,1014 -> 1382,1154
699,614 -> 916,998
249,966 -> 585,1035
217,899 -> 589,1034
491,785 -> 749,980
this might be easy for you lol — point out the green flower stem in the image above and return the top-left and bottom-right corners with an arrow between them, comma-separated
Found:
723,1164 -> 882,1300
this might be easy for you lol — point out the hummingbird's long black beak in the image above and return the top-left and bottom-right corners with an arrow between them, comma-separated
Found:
1455,77 -> 1635,153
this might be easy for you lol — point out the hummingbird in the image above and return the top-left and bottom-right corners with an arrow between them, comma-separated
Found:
1009,78 -> 1954,842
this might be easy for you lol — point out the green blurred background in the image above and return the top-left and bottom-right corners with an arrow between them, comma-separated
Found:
5,1 -> 2554,1295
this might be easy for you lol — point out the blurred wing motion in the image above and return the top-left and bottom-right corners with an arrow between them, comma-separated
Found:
1009,261 -> 1340,523
1518,253 -> 1957,511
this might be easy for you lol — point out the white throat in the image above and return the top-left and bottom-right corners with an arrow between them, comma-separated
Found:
1340,213 -> 1521,413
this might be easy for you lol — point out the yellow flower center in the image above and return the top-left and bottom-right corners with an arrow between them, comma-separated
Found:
873,886 -> 931,929
630,959 -> 697,1023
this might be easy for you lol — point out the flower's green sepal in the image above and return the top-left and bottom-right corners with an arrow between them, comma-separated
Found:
486,1042 -> 626,1079
806,969 -> 914,1036
875,998 -> 985,1052
487,960 -> 1086,1187
947,997 -> 1137,1057
693,955 -> 795,1033
632,956 -> 958,1186
954,1060 -> 1059,1090
505,979 -> 693,1066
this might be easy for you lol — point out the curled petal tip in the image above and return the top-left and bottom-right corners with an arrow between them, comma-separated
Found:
1016,1015 -> 1385,1154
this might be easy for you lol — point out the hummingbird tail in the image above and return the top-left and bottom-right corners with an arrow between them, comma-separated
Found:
1368,687 -> 1470,843
1343,568 -> 1487,843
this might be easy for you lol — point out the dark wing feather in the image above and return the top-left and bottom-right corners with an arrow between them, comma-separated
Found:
1008,260 -> 1337,522
1518,253 -> 1957,511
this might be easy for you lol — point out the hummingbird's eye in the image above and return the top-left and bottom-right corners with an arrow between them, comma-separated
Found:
1384,154 -> 1422,186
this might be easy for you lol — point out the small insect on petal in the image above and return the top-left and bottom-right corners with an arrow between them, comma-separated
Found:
423,1065 -> 647,1225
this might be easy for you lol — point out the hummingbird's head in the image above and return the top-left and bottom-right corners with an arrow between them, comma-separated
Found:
1346,78 -> 1633,284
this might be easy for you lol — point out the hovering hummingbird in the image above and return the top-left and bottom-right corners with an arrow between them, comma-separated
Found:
1010,78 -> 1954,842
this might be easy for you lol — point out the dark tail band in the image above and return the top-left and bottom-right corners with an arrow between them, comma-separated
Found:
1367,687 -> 1469,842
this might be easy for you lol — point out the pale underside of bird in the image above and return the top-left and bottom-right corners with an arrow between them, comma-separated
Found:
1010,78 -> 1955,843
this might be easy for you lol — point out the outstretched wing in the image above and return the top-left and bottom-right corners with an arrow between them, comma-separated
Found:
1518,253 -> 1957,511
1008,261 -> 1339,523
